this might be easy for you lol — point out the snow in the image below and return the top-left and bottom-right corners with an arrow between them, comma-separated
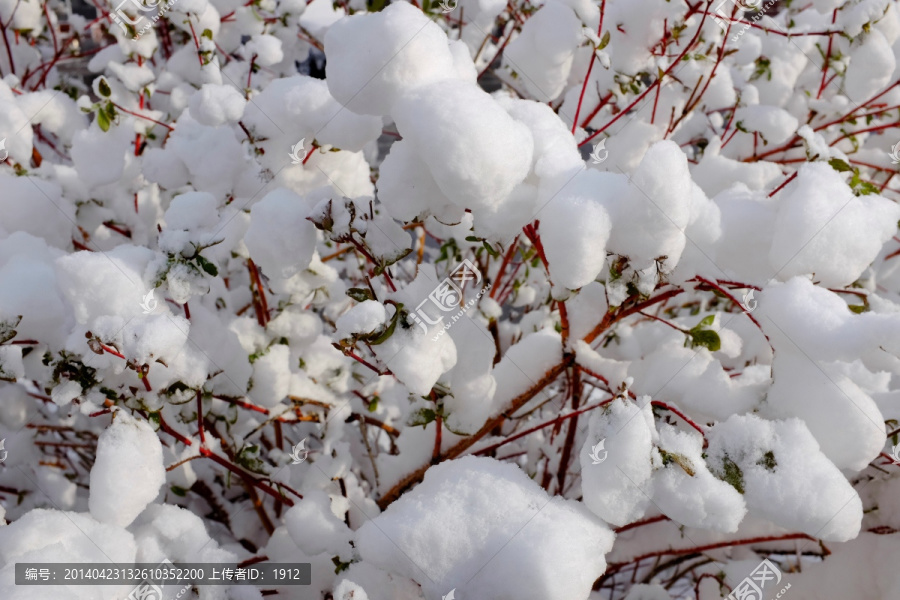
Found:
188,83 -> 247,127
502,1 -> 582,102
605,141 -> 693,271
356,456 -> 614,600
707,414 -> 863,542
284,490 -> 353,559
242,75 -> 382,153
249,344 -> 292,408
769,163 -> 900,287
324,2 -> 458,115
391,79 -> 534,215
244,188 -> 318,280
89,411 -> 165,528
580,397 -> 655,527
0,509 -> 136,598
651,424 -> 747,533
0,176 -> 74,248
335,300 -> 388,338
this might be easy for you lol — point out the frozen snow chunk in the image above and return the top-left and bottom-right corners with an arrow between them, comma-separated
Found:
243,33 -> 283,66
628,338 -> 764,423
356,456 -> 614,600
391,79 -> 534,213
502,1 -> 582,102
707,414 -> 862,542
540,188 -> 611,289
89,411 -> 165,528
245,188 -> 318,279
71,118 -> 133,188
364,212 -> 411,266
377,139 -> 459,223
443,319 -> 497,434
651,425 -> 746,532
336,301 -> 387,338
0,508 -> 135,569
692,140 -> 782,198
372,316 -> 457,397
497,96 -> 583,180
249,344 -> 291,408
56,243 -> 158,324
15,90 -> 86,143
0,235 -> 68,347
324,2 -> 457,115
763,350 -> 885,472
188,83 -> 246,126
285,490 -> 353,559
580,397 -> 655,526
605,141 -> 692,270
242,75 -> 382,152
845,29 -> 895,102
492,329 -> 562,410
769,163 -> 900,288
733,105 -> 799,146
164,191 -> 219,230
710,185 -> 779,283
131,503 -> 238,563
0,176 -> 74,248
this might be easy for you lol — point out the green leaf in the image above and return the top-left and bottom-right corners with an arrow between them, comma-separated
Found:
97,77 -> 112,98
756,450 -> 777,472
96,109 -> 110,132
0,315 -> 22,344
828,157 -> 852,172
658,449 -> 696,477
848,304 -> 868,314
407,407 -> 436,428
170,485 -> 188,497
195,255 -> 218,276
717,455 -> 745,494
483,240 -> 499,257
366,304 -> 402,346
689,329 -> 721,352
367,397 -> 379,412
201,28 -> 213,40
346,287 -> 375,303
698,314 -> 715,328
597,30 -> 611,50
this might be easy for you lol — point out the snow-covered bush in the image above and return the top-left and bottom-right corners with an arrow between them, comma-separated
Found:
1,0 -> 900,597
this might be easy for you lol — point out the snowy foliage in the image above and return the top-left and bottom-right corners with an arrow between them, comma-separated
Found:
1,0 -> 900,598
